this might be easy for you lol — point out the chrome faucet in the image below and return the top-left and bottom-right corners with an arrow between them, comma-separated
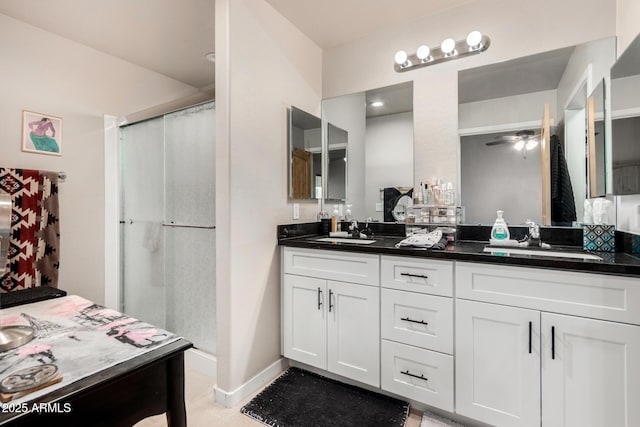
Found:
524,219 -> 545,247
349,220 -> 359,238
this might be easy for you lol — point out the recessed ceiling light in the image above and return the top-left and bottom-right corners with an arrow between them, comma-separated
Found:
205,52 -> 216,63
371,101 -> 384,107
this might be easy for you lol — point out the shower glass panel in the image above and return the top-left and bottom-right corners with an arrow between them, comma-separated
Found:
120,102 -> 216,354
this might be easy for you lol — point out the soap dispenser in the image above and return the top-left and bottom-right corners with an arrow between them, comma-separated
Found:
491,210 -> 510,241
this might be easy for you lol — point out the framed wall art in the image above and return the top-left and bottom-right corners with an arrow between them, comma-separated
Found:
22,110 -> 62,156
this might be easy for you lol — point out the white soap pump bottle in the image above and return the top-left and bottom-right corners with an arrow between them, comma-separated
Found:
491,210 -> 510,241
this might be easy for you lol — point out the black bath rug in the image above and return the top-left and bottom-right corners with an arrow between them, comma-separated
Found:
241,367 -> 409,427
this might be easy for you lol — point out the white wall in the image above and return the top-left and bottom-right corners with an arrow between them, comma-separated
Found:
323,0 -> 617,196
617,0 -> 640,53
460,134 -> 542,225
459,90 -> 558,132
556,37 -> 617,121
0,13 -> 198,303
366,112 -> 413,221
215,0 -> 322,399
611,75 -> 640,115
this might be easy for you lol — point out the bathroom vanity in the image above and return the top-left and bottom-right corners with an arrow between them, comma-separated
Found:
279,230 -> 640,427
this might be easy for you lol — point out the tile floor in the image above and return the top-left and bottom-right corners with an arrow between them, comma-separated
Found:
135,367 -> 423,426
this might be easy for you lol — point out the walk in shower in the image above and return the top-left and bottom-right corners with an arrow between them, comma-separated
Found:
119,102 -> 216,358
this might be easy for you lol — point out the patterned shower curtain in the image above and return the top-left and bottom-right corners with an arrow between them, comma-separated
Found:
0,168 -> 60,292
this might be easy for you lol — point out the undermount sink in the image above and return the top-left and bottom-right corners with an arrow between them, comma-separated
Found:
483,246 -> 603,261
315,237 -> 376,245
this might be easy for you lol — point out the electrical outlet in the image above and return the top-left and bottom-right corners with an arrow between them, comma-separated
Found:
375,202 -> 383,212
293,203 -> 300,220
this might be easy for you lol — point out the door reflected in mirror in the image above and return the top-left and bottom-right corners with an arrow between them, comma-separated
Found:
587,79 -> 606,198
288,106 -> 321,200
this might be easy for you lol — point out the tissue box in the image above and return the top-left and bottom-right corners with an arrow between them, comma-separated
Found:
583,224 -> 616,252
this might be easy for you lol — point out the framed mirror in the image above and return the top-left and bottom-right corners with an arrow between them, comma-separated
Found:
326,123 -> 348,201
587,79 -> 607,198
458,36 -> 616,226
611,33 -> 640,195
322,82 -> 414,220
288,106 -> 322,200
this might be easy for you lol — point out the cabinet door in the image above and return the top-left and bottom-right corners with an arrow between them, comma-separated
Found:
283,274 -> 327,369
456,299 -> 540,427
542,313 -> 640,427
327,281 -> 380,387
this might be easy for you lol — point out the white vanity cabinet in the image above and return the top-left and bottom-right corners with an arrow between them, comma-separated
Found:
380,255 -> 455,411
455,261 -> 640,427
282,247 -> 380,387
455,299 -> 541,427
541,313 -> 640,427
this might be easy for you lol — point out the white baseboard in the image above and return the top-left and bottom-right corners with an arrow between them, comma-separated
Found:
214,357 -> 287,408
185,348 -> 217,381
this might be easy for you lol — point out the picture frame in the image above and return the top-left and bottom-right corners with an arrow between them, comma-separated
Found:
22,110 -> 62,156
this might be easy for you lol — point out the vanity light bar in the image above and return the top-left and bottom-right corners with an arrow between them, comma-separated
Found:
394,31 -> 491,72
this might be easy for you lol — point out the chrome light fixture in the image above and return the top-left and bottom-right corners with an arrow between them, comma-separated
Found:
394,30 -> 490,72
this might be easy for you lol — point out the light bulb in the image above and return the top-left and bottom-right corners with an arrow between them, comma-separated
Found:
441,38 -> 456,55
394,50 -> 409,66
370,101 -> 384,107
416,45 -> 431,61
526,139 -> 538,150
514,141 -> 525,150
466,31 -> 483,49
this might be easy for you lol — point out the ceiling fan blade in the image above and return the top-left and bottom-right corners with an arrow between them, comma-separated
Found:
494,135 -> 520,141
485,140 -> 511,146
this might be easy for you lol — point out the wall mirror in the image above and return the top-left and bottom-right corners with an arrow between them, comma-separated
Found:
458,36 -> 616,226
322,82 -> 414,221
326,123 -> 348,201
587,79 -> 607,198
288,106 -> 322,200
611,33 -> 640,195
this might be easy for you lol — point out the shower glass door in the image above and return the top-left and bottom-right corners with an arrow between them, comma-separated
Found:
120,102 -> 216,354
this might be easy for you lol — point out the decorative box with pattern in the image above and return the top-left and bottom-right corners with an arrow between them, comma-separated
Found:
583,224 -> 616,252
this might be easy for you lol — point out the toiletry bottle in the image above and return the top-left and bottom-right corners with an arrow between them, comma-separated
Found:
491,210 -> 510,241
345,205 -> 352,221
423,183 -> 429,205
331,205 -> 339,233
416,182 -> 423,205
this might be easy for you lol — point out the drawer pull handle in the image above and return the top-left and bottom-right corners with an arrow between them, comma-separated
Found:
529,321 -> 532,354
400,317 -> 428,326
400,273 -> 429,279
329,289 -> 334,312
551,326 -> 555,360
317,287 -> 322,310
401,370 -> 427,381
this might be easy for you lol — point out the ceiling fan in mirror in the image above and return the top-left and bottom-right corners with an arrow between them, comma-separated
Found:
485,130 -> 540,158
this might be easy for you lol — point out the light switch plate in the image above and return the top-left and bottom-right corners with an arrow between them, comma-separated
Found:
293,203 -> 300,219
375,202 -> 383,212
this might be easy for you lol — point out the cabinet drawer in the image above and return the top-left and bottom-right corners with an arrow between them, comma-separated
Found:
381,256 -> 453,296
381,289 -> 453,354
457,262 -> 640,325
381,340 -> 454,411
283,247 -> 379,286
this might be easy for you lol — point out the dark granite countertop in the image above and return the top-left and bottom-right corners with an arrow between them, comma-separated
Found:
279,234 -> 640,277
